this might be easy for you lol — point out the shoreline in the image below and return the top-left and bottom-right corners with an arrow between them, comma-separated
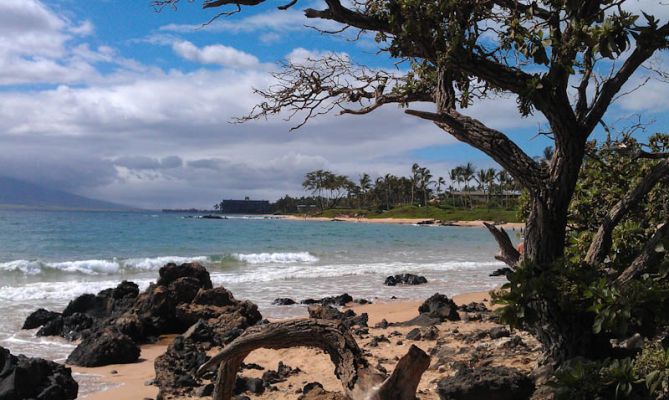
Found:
280,214 -> 525,230
77,290 -> 503,400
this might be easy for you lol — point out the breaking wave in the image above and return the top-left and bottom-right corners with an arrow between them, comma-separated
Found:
0,256 -> 209,276
232,252 -> 319,264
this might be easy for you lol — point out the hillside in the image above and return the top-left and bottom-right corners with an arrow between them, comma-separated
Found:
0,176 -> 136,211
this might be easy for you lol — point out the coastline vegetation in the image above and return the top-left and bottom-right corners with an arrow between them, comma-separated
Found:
273,162 -> 524,222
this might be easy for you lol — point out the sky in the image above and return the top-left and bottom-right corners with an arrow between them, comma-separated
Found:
1,0 -> 668,209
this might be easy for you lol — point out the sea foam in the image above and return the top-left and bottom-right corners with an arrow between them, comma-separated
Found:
233,252 -> 319,264
0,256 -> 209,276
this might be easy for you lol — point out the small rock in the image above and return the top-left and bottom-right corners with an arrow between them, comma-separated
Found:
384,274 -> 428,286
272,298 -> 297,306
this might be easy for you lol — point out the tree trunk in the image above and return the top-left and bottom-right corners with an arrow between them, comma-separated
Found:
198,319 -> 430,400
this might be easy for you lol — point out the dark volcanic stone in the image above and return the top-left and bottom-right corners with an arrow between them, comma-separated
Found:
490,267 -> 513,277
437,366 -> 534,400
0,345 -> 78,400
303,382 -> 324,394
272,298 -> 297,306
192,287 -> 236,307
157,262 -> 213,289
418,293 -> 460,322
36,317 -> 64,337
67,329 -> 140,367
155,335 -> 209,398
22,308 -> 62,330
168,277 -> 203,304
406,328 -> 422,341
234,377 -> 265,395
300,294 -> 353,307
384,274 -> 428,286
61,312 -> 95,341
488,327 -> 511,339
262,361 -> 301,384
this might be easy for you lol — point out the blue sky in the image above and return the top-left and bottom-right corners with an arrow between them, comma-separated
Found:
0,0 -> 667,208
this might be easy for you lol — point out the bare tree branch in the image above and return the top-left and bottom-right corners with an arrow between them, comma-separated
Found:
586,158 -> 669,265
484,222 -> 521,267
405,108 -> 547,189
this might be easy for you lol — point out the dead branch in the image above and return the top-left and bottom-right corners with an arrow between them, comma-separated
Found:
484,222 -> 521,267
197,319 -> 430,400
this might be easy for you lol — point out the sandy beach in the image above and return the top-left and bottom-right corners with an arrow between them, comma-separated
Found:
281,215 -> 525,230
78,290 -> 540,400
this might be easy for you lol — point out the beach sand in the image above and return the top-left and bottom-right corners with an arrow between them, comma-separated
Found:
79,290 -> 540,400
281,215 -> 525,230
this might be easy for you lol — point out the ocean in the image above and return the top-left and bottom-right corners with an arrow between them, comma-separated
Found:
0,209 -> 511,394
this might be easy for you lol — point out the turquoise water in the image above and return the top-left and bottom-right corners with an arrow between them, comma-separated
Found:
0,209 -> 510,384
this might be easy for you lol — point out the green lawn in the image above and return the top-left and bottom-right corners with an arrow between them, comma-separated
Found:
311,205 -> 521,222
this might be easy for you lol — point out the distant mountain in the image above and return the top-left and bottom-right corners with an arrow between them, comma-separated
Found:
0,176 -> 137,211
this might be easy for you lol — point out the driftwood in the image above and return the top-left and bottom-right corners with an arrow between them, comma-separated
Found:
483,222 -> 521,267
197,319 -> 430,400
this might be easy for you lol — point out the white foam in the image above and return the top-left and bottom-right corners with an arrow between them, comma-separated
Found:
233,252 -> 319,264
125,256 -> 209,271
0,279 -> 153,302
0,256 -> 209,276
212,260 -> 503,284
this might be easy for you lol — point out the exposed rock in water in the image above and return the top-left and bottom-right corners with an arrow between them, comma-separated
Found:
490,267 -> 513,277
28,280 -> 139,340
272,298 -> 297,306
22,309 -> 61,330
437,365 -> 534,400
384,273 -> 428,286
157,262 -> 212,289
300,293 -> 352,307
0,345 -> 78,400
66,329 -> 140,367
26,262 -> 262,368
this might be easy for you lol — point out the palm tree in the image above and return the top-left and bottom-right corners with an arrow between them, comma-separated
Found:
436,176 -> 445,201
359,173 -> 371,208
410,163 -> 420,205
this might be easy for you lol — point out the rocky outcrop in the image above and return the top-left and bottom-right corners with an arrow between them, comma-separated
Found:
25,262 -> 262,369
27,280 -> 140,341
384,274 -> 428,286
437,365 -> 534,400
155,335 -> 210,399
66,329 -> 140,367
22,309 -> 61,330
0,345 -> 78,400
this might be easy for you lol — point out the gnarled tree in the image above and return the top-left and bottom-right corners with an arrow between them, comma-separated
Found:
154,0 -> 669,364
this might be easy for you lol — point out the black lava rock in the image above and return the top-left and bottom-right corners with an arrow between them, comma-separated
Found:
384,274 -> 428,286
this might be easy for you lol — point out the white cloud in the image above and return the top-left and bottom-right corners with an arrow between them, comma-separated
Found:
172,40 -> 260,69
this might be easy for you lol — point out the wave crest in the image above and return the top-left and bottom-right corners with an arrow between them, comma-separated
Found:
233,252 -> 319,264
0,256 -> 209,276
